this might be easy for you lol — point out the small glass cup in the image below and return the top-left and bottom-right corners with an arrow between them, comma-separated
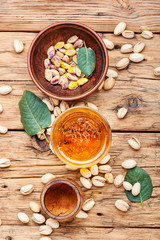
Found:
51,106 -> 112,168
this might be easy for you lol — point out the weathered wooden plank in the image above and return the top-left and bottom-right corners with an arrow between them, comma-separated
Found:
0,226 -> 160,240
1,0 -> 160,32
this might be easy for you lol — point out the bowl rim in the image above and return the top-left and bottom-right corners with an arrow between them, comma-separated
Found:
27,21 -> 109,101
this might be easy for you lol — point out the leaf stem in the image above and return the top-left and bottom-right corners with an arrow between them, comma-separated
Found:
40,129 -> 49,143
140,192 -> 143,207
83,41 -> 87,48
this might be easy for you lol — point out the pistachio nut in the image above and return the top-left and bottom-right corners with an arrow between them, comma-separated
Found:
51,56 -> 61,67
68,66 -> 76,74
98,81 -> 104,91
140,26 -> 150,31
32,213 -> 45,224
86,102 -> 98,110
74,39 -> 83,48
103,39 -> 114,50
69,81 -> 78,90
60,101 -> 69,112
114,22 -> 126,35
132,182 -> 141,196
54,106 -> 61,117
51,69 -> 60,77
129,53 -> 144,63
128,136 -> 141,150
120,44 -> 133,53
105,173 -> 114,183
20,184 -> 34,195
59,48 -> 66,54
90,164 -> 99,176
80,168 -> 92,178
116,57 -> 129,70
55,41 -> 64,49
65,164 -> 78,170
73,55 -> 77,64
99,164 -> 112,173
46,218 -> 59,229
45,69 -> 52,82
13,39 -> 24,53
67,35 -> 79,43
41,173 -> 55,184
67,72 -> 78,81
77,78 -> 88,86
99,154 -> 111,164
123,181 -> 132,191
60,61 -> 70,69
29,201 -> 41,213
42,98 -> 54,111
64,43 -> 74,50
115,199 -> 129,212
117,107 -> 128,119
92,176 -> 106,187
65,49 -> 76,57
82,198 -> 95,211
133,42 -> 145,53
0,103 -> 3,113
56,51 -> 64,59
50,75 -> 60,85
44,59 -> 51,69
74,66 -> 81,77
121,159 -> 137,169
0,125 -> 8,134
141,30 -> 153,39
49,98 -> 59,106
76,210 -> 88,219
58,67 -> 66,75
62,54 -> 70,63
39,225 -> 52,235
0,85 -> 12,95
59,76 -> 69,89
47,46 -> 55,59
74,102 -> 85,107
106,69 -> 118,78
122,30 -> 134,39
48,114 -> 55,128
103,77 -> 115,90
37,131 -> 45,140
80,177 -> 92,189
114,174 -> 124,187
40,238 -> 52,240
0,158 -> 11,168
17,212 -> 29,223
154,66 -> 160,76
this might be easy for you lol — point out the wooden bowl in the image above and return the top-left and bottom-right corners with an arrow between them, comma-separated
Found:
28,21 -> 108,101
40,177 -> 84,222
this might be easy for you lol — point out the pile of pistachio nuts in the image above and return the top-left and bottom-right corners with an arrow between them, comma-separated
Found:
44,35 -> 89,90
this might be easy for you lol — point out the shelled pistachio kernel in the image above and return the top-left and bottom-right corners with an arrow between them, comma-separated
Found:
80,168 -> 91,178
77,78 -> 88,86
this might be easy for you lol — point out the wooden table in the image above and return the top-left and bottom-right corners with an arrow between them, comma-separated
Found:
0,1 -> 160,239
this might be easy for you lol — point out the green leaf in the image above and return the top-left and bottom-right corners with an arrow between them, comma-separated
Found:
125,166 -> 153,204
77,47 -> 96,76
19,91 -> 51,137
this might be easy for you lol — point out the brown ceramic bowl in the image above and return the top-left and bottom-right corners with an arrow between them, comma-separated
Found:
40,177 -> 84,222
28,21 -> 108,101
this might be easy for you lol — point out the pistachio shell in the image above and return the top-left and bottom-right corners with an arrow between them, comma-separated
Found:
105,173 -> 114,183
49,98 -> 59,106
103,39 -> 114,50
129,53 -> 144,63
0,103 -> 3,113
98,81 -> 104,91
154,66 -> 160,76
18,212 -> 29,223
120,44 -> 133,53
128,136 -> 141,150
141,30 -> 153,39
99,154 -> 111,164
32,213 -> 45,224
86,102 -> 98,110
80,168 -> 91,178
40,238 -> 52,240
82,198 -> 95,211
117,107 -> 128,119
103,77 -> 115,90
74,101 -> 85,107
14,39 -> 24,53
116,58 -> 129,70
92,176 -> 106,187
140,26 -> 150,31
133,42 -> 145,53
115,199 -> 129,212
0,158 -> 11,168
114,22 -> 126,35
90,165 -> 99,176
76,210 -> 88,219
60,101 -> 69,112
39,225 -> 52,235
29,201 -> 41,213
132,182 -> 141,196
80,177 -> 92,189
122,30 -> 134,39
42,98 -> 54,111
54,106 -> 61,117
46,218 -> 59,229
121,159 -> 137,169
20,184 -> 34,195
106,69 -> 118,78
41,173 -> 55,184
123,181 -> 133,191
114,174 -> 124,187
65,164 -> 78,170
0,85 -> 12,95
99,165 -> 112,173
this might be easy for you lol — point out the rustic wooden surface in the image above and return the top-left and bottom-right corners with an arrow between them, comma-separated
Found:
0,1 -> 160,239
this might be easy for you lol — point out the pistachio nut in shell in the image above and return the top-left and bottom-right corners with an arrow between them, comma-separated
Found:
117,107 -> 128,119
103,39 -> 114,50
0,159 -> 11,168
82,198 -> 95,211
41,173 -> 55,184
29,201 -> 41,213
121,159 -> 137,169
39,225 -> 52,235
141,30 -> 153,39
128,136 -> 141,150
133,42 -> 145,53
132,182 -> 141,196
42,98 -> 54,111
80,168 -> 91,178
116,58 -> 129,70
103,77 -> 115,90
123,181 -> 133,191
99,164 -> 112,173
32,213 -> 45,224
115,200 -> 129,212
90,164 -> 99,176
114,174 -> 124,187
106,69 -> 118,78
105,173 -> 114,183
65,164 -> 78,171
80,177 -> 92,189
20,184 -> 34,195
0,103 -> 3,113
122,30 -> 134,39
120,44 -> 133,53
114,22 -> 126,35
99,154 -> 111,164
76,210 -> 88,219
13,39 -> 24,53
18,212 -> 29,223
92,176 -> 106,187
154,66 -> 160,76
40,238 -> 52,240
46,218 -> 59,229
129,53 -> 144,63
86,102 -> 98,110
0,125 -> 8,134
0,85 -> 12,95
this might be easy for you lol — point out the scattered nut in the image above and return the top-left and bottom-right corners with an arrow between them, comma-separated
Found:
32,213 -> 45,224
90,164 -> 99,176
105,173 -> 114,183
99,165 -> 112,173
20,184 -> 34,195
40,237 -> 51,240
65,164 -> 78,170
132,182 -> 141,196
0,85 -> 12,95
74,102 -> 85,107
49,98 -> 59,106
121,159 -> 137,169
99,154 -> 111,164
103,39 -> 114,50
60,101 -> 69,112
115,199 -> 129,212
92,176 -> 106,187
46,218 -> 59,229
133,42 -> 145,53
141,30 -> 153,39
129,53 -> 144,63
128,136 -> 141,150
17,212 -> 29,223
48,114 -> 55,128
114,22 -> 126,35
82,198 -> 95,211
80,177 -> 92,189
103,77 -> 115,90
123,181 -> 133,191
67,35 -> 79,43
86,102 -> 98,110
0,159 -> 11,168
0,104 -> 3,113
29,201 -> 41,213
117,107 -> 128,119
98,81 -> 104,91
80,168 -> 92,178
39,225 -> 52,235
120,44 -> 133,53
54,106 -> 61,117
76,210 -> 88,219
41,173 -> 55,184
14,39 -> 24,53
116,58 -> 130,70
154,66 -> 160,76
106,69 -> 118,78
114,174 -> 124,187
122,30 -> 134,39
42,98 -> 54,111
